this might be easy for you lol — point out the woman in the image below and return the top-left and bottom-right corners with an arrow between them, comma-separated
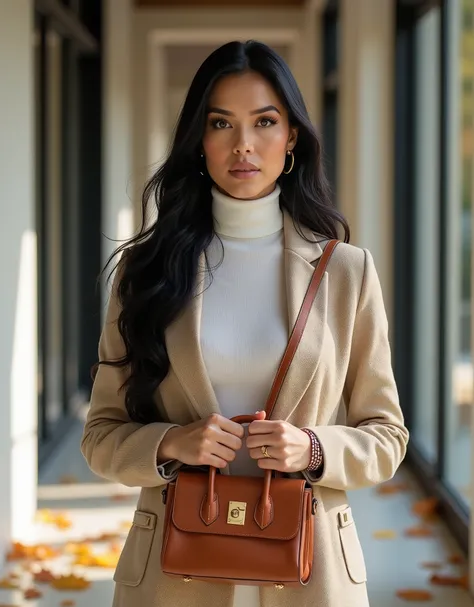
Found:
81,40 -> 409,607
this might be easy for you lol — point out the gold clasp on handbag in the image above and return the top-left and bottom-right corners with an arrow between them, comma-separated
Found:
227,501 -> 247,525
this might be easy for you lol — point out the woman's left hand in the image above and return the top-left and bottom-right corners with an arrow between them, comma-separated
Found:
246,412 -> 311,473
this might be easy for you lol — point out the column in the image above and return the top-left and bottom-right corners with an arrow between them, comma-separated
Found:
338,0 -> 395,325
103,0 -> 135,303
0,0 -> 38,562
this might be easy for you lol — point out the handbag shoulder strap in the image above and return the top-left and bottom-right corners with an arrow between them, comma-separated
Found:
264,239 -> 340,419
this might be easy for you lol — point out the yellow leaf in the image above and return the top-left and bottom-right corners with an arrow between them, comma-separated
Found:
0,578 -> 19,589
372,529 -> 397,540
51,574 -> 91,591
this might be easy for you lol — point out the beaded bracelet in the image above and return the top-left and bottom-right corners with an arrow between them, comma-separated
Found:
301,428 -> 323,472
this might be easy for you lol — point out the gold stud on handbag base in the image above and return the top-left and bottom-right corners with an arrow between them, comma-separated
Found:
275,583 -> 284,590
183,576 -> 192,582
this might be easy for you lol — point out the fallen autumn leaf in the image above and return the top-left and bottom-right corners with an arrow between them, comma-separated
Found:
372,529 -> 397,540
430,573 -> 466,587
24,587 -> 43,600
420,562 -> 443,570
376,482 -> 410,495
396,589 -> 434,601
404,526 -> 434,538
51,574 -> 91,591
412,498 -> 438,520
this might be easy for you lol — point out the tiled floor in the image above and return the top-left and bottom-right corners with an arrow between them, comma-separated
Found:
0,417 -> 472,606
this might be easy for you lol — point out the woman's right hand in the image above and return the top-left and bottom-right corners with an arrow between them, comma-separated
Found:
157,414 -> 247,468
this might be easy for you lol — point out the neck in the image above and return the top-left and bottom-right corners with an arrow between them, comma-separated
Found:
211,185 -> 283,239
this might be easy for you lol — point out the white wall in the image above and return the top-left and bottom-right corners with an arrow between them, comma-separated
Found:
0,0 -> 37,561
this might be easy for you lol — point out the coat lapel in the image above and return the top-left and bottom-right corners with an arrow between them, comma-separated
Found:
268,213 -> 329,421
164,253 -> 221,420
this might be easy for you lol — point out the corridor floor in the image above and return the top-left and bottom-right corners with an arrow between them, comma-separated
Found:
0,417 -> 472,607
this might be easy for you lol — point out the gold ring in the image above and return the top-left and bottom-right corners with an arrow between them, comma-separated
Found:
261,445 -> 270,458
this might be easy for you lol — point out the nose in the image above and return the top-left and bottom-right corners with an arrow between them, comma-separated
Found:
233,129 -> 255,155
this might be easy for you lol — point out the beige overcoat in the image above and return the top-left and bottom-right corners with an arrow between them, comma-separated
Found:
81,212 -> 409,607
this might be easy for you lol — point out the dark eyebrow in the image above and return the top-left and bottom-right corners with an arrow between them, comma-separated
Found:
207,105 -> 281,116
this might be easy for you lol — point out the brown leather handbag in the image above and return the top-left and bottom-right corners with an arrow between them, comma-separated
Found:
161,240 -> 339,588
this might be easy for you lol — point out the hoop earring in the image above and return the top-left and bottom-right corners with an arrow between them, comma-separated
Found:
283,150 -> 294,175
200,153 -> 205,176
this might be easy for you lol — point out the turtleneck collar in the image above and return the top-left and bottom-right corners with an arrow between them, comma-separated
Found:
211,185 -> 283,239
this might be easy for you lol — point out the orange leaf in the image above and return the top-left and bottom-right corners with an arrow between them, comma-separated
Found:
448,554 -> 465,565
404,526 -> 434,538
54,515 -> 73,530
412,498 -> 438,520
6,542 -> 29,561
24,587 -> 43,600
34,544 -> 60,560
430,573 -> 466,587
120,521 -> 132,531
396,589 -> 434,601
51,574 -> 91,591
373,529 -> 397,540
34,568 -> 56,583
376,482 -> 410,495
60,601 -> 76,607
7,541 -> 60,562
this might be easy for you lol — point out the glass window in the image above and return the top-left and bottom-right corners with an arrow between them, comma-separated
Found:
412,7 -> 441,463
444,0 -> 474,509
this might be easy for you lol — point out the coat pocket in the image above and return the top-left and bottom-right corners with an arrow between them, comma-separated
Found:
337,507 -> 367,584
113,510 -> 157,587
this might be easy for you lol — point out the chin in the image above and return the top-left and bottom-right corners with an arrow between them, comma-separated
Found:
218,179 -> 275,201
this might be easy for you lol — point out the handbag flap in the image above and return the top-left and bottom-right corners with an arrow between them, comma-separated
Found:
171,471 -> 307,540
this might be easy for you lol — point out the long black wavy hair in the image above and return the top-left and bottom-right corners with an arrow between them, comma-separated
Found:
98,40 -> 350,425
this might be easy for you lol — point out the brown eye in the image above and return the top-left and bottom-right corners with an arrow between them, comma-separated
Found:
210,118 -> 230,129
257,117 -> 277,128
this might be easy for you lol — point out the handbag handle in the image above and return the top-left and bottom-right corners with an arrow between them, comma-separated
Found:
201,240 -> 340,528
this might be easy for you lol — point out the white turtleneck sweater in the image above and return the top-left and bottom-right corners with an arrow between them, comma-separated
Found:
201,185 -> 289,475
201,185 -> 288,606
